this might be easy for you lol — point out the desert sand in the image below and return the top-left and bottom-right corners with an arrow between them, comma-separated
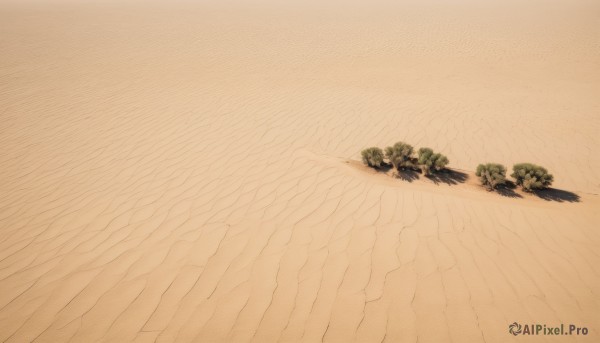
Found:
1,0 -> 599,342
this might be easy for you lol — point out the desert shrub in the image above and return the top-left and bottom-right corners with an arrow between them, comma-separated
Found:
417,147 -> 449,175
361,147 -> 384,168
511,163 -> 553,191
384,142 -> 414,170
476,163 -> 507,191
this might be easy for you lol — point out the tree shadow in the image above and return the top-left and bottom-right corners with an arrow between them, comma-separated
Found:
395,168 -> 419,183
426,169 -> 468,186
373,163 -> 393,174
495,182 -> 523,199
532,188 -> 581,203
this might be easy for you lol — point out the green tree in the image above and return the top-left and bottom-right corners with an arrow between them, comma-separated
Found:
384,142 -> 414,171
475,163 -> 507,191
511,163 -> 553,191
361,147 -> 384,168
417,147 -> 449,175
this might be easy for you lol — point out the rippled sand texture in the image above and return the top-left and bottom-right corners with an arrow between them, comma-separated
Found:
1,0 -> 599,342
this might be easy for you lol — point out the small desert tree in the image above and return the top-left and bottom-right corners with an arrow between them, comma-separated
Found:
361,147 -> 384,168
417,147 -> 449,175
384,142 -> 414,171
511,163 -> 553,191
476,163 -> 507,191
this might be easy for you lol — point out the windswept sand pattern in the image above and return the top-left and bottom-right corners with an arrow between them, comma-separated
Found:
1,1 -> 600,342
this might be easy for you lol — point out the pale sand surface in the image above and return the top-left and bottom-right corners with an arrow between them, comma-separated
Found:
1,0 -> 599,342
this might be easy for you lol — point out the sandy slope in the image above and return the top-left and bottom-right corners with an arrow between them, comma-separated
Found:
1,0 -> 599,342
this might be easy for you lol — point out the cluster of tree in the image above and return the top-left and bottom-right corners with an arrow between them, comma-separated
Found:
362,144 -> 554,193
476,162 -> 553,192
361,142 -> 449,176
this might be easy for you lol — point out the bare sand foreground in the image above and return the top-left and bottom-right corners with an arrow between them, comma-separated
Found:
1,0 -> 599,342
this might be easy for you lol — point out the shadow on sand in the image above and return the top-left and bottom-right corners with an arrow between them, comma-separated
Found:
495,182 -> 523,199
364,162 -> 581,203
372,163 -> 393,174
532,188 -> 581,203
372,164 -> 419,182
395,169 -> 419,183
426,169 -> 468,186
495,181 -> 580,202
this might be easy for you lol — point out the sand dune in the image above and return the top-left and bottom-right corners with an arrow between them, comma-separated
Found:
1,0 -> 599,342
